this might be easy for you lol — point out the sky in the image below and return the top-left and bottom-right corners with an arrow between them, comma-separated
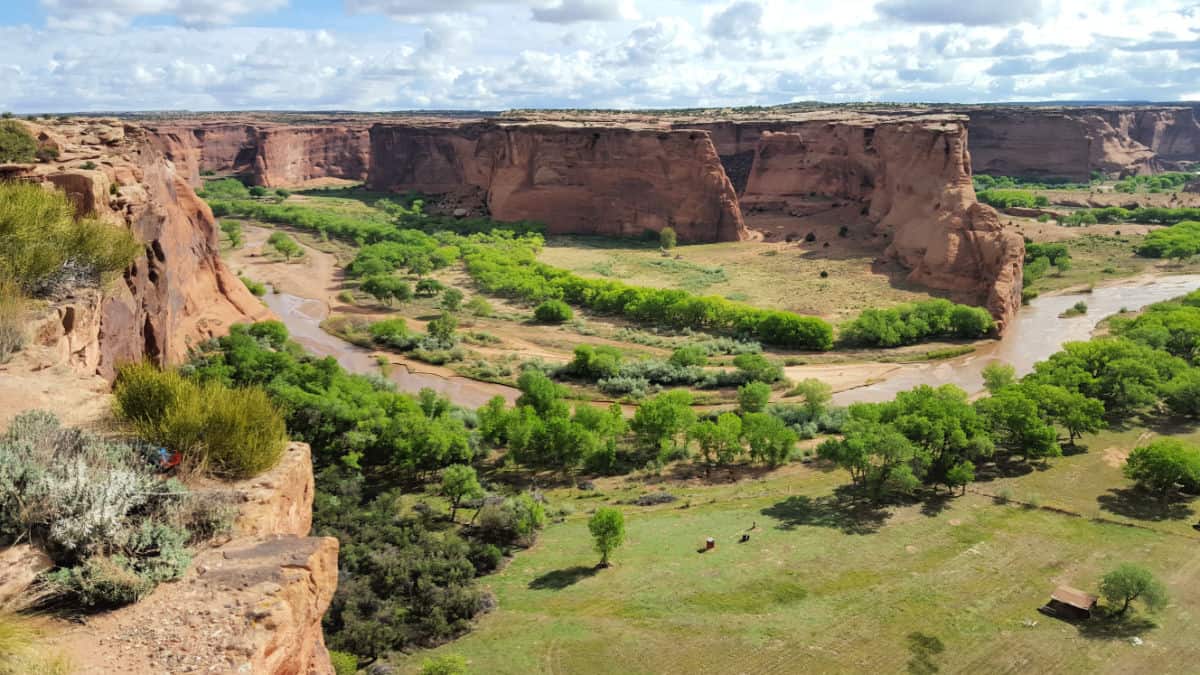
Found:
0,0 -> 1197,112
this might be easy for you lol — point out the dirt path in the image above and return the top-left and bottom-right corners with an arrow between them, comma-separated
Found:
227,226 -> 343,312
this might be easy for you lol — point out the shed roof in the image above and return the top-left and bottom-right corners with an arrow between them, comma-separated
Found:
1051,586 -> 1098,610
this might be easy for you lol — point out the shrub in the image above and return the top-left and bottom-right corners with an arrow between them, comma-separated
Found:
0,411 -> 227,610
198,178 -> 250,200
1124,439 -> 1200,497
113,363 -> 286,479
220,220 -> 243,248
0,182 -> 140,294
669,345 -> 708,367
0,278 -> 26,363
659,227 -> 677,250
738,381 -> 772,413
249,186 -> 268,197
239,275 -> 266,296
268,231 -> 302,260
421,654 -> 469,675
475,494 -> 546,548
0,120 -> 36,163
201,385 -> 288,479
839,299 -> 994,348
329,650 -> 358,675
976,189 -> 1049,209
534,299 -> 573,323
275,188 -> 292,199
466,296 -> 493,317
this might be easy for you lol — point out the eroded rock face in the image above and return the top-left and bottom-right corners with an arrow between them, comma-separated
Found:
367,122 -> 747,242
147,122 -> 371,188
737,115 -> 1024,331
10,119 -> 271,378
964,106 -> 1200,180
35,443 -> 337,675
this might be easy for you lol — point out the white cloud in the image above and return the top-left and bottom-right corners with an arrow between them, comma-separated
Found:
874,0 -> 1046,26
0,0 -> 1197,112
39,0 -> 289,31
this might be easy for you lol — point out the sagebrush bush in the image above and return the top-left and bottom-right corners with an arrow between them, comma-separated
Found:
0,411 -> 228,610
0,120 -> 36,163
114,362 -> 287,479
0,182 -> 140,293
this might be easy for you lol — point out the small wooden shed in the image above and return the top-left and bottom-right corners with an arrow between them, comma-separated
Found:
1040,585 -> 1098,620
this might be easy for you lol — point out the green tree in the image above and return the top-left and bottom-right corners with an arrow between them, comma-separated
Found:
630,390 -> 696,459
588,507 -> 626,567
737,381 -> 772,414
981,362 -> 1016,393
741,412 -> 797,467
659,227 -> 677,250
440,464 -> 484,522
515,369 -> 568,417
267,231 -> 302,260
818,415 -> 927,501
944,460 -> 975,495
416,278 -> 444,297
1123,439 -> 1200,499
1099,564 -> 1168,616
1028,384 -> 1105,444
361,275 -> 411,306
790,378 -> 831,417
975,386 -> 1061,462
427,311 -> 459,345
690,412 -> 743,476
219,220 -> 243,248
409,256 -> 434,277
440,287 -> 464,312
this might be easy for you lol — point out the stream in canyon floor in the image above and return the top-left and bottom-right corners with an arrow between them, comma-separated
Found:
264,274 -> 1200,410
832,274 -> 1200,405
263,290 -> 519,409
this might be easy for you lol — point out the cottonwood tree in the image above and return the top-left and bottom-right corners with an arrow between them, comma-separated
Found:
741,412 -> 798,467
588,507 -> 625,567
690,412 -> 743,476
440,464 -> 483,522
630,390 -> 696,460
1099,564 -> 1168,616
267,231 -> 301,260
790,378 -> 831,418
737,382 -> 772,414
1123,439 -> 1200,499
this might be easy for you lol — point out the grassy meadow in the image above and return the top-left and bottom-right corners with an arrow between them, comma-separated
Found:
399,424 -> 1200,674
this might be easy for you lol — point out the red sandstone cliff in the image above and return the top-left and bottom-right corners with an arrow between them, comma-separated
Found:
148,122 -> 371,188
7,119 -> 270,378
964,106 -> 1200,180
367,122 -> 747,242
738,115 -> 1024,331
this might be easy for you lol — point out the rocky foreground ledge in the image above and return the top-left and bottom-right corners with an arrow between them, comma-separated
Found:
0,443 -> 338,674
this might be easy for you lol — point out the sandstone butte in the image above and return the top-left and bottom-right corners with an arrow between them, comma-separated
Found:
956,105 -> 1200,181
146,108 -> 1040,330
0,119 -> 337,674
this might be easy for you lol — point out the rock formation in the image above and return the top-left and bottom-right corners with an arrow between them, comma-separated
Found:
367,121 -> 747,242
147,122 -> 371,188
5,119 -> 271,379
734,114 -> 1024,330
962,106 -> 1200,180
1,443 -> 340,675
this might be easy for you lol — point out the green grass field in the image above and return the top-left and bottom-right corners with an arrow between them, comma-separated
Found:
398,426 -> 1200,675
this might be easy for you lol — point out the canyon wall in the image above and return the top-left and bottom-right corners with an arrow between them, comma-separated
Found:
734,115 -> 1024,330
8,119 -> 271,378
367,122 -> 748,242
964,106 -> 1200,180
148,122 -> 371,188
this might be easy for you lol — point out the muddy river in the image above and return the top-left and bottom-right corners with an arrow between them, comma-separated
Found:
264,274 -> 1200,410
832,274 -> 1200,405
263,290 -> 519,409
